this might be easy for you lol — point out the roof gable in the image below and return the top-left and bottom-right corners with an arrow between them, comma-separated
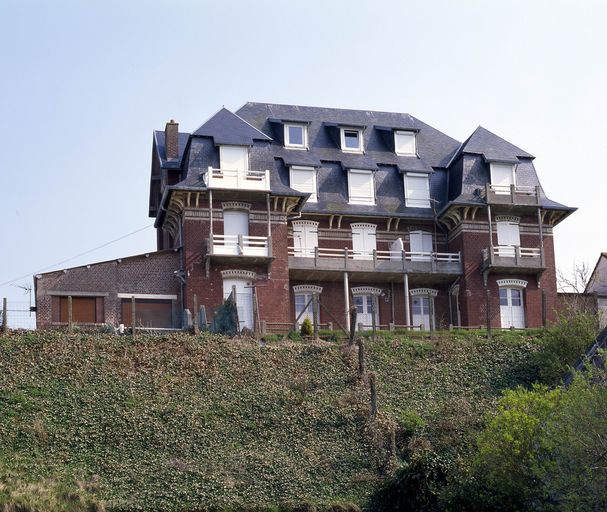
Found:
460,126 -> 534,163
193,107 -> 272,145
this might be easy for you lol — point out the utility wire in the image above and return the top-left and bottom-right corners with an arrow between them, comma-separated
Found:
0,224 -> 154,288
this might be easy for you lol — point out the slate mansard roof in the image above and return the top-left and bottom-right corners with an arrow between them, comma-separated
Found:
152,102 -> 575,222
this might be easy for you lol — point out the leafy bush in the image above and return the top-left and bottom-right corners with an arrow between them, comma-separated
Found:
300,318 -> 313,336
534,310 -> 598,384
287,330 -> 302,342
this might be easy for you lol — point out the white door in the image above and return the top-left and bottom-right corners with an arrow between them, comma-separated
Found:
351,224 -> 376,260
499,288 -> 525,328
410,231 -> 433,261
353,295 -> 378,330
390,237 -> 404,261
294,293 -> 313,327
292,221 -> 318,257
219,145 -> 248,171
222,278 -> 254,331
496,221 -> 520,257
411,296 -> 433,330
221,210 -> 249,255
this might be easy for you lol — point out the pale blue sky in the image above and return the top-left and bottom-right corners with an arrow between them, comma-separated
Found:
1,0 -> 606,322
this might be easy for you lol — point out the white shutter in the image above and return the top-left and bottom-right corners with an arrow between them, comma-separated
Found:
491,163 -> 515,192
223,211 -> 249,237
496,222 -> 520,257
351,224 -> 376,260
290,167 -> 317,201
405,174 -> 430,207
292,221 -> 318,257
348,170 -> 374,204
395,131 -> 416,155
410,231 -> 432,261
219,146 -> 249,171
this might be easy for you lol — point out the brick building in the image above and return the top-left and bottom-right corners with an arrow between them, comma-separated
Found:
35,103 -> 575,331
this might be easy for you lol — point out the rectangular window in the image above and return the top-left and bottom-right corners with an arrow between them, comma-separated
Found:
348,169 -> 375,204
285,124 -> 307,149
395,131 -> 416,155
121,299 -> 173,329
57,296 -> 103,323
490,163 -> 515,193
219,145 -> 249,171
294,294 -> 313,325
290,166 -> 317,202
341,128 -> 363,152
405,173 -> 430,207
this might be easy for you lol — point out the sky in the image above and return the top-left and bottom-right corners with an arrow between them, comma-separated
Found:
1,0 -> 606,326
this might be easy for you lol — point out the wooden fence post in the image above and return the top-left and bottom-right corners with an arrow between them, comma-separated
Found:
67,295 -> 73,332
371,296 -> 377,343
486,288 -> 491,340
349,307 -> 357,345
358,336 -> 366,377
2,298 -> 7,334
369,371 -> 377,419
312,293 -> 319,339
131,296 -> 136,337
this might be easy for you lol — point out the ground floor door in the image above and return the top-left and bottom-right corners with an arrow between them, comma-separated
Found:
499,287 -> 525,328
222,278 -> 254,331
354,294 -> 378,330
411,296 -> 433,330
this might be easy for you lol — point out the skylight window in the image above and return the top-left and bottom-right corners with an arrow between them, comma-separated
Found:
395,131 -> 417,156
341,128 -> 363,152
285,124 -> 307,149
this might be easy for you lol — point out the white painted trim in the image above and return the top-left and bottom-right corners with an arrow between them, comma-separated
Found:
351,286 -> 383,296
47,291 -> 109,297
410,288 -> 438,297
293,285 -> 323,294
221,269 -> 257,280
351,222 -> 377,230
292,219 -> 319,228
497,279 -> 528,289
117,293 -> 178,300
284,123 -> 308,149
394,130 -> 417,156
494,215 -> 520,223
221,201 -> 251,211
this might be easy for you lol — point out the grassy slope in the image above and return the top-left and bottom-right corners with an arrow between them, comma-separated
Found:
0,330 -> 540,511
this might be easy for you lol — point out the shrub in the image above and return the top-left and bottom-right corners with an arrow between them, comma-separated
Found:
534,310 -> 598,384
300,318 -> 313,337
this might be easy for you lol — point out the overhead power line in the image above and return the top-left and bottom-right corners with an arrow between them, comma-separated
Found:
0,224 -> 154,288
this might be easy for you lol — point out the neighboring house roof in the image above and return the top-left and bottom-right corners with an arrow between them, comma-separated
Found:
192,107 -> 272,145
459,125 -> 534,163
153,130 -> 190,169
585,253 -> 607,294
563,325 -> 607,386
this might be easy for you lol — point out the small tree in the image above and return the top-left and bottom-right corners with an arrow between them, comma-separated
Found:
300,317 -> 313,337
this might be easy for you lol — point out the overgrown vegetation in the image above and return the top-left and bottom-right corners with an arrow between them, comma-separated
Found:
0,316 -> 601,511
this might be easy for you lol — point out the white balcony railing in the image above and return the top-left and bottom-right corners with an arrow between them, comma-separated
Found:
488,184 -> 537,196
289,247 -> 461,263
492,246 -> 541,258
212,235 -> 269,257
205,166 -> 270,191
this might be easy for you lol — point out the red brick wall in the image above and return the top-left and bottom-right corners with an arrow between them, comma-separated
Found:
35,251 -> 181,328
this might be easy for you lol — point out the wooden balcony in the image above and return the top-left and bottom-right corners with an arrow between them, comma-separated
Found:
484,184 -> 541,206
204,166 -> 270,191
288,247 -> 462,282
481,246 -> 545,274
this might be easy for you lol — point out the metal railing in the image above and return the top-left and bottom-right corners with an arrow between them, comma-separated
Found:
288,246 -> 461,274
212,234 -> 270,257
204,166 -> 271,191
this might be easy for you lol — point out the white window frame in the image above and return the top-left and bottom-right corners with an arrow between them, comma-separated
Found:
404,172 -> 431,208
289,166 -> 317,202
348,169 -> 375,205
340,127 -> 363,153
490,163 -> 516,193
284,123 -> 308,149
394,130 -> 417,156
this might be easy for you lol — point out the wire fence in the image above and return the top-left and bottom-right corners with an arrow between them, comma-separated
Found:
0,300 -> 36,330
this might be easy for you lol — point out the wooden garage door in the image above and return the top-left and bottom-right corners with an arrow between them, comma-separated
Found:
57,296 -> 103,323
121,299 -> 173,328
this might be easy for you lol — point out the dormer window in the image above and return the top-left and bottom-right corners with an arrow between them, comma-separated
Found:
290,166 -> 317,202
348,169 -> 375,204
285,123 -> 307,149
341,128 -> 363,153
404,173 -> 430,208
395,131 -> 417,156
490,163 -> 516,194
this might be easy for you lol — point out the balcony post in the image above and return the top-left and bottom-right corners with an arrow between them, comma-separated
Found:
266,193 -> 272,239
344,272 -> 350,331
402,249 -> 407,272
208,189 -> 213,242
344,247 -> 349,270
535,185 -> 541,206
403,273 -> 411,329
209,232 -> 214,255
487,203 -> 494,264
315,246 -> 319,267
373,249 -> 377,269
238,234 -> 244,255
207,166 -> 213,187
515,246 -> 520,266
267,236 -> 272,258
510,183 -> 516,203
537,207 -> 545,267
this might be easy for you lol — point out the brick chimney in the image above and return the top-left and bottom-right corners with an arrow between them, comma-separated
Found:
165,119 -> 179,160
